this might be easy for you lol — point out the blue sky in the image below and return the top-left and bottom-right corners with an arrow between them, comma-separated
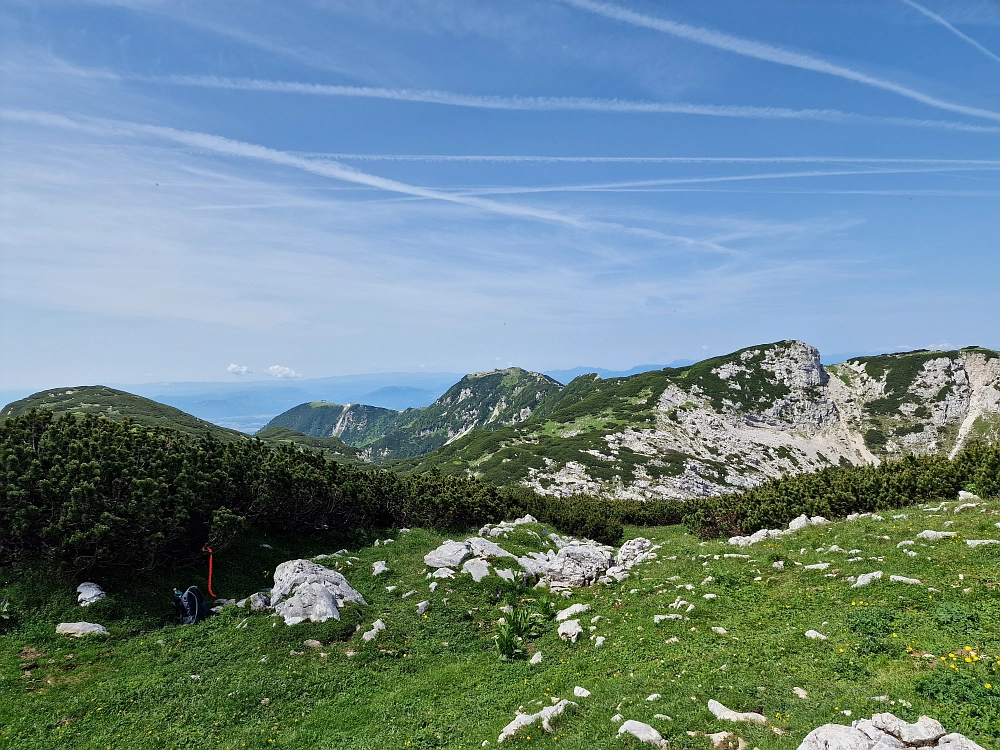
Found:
2,0 -> 999,389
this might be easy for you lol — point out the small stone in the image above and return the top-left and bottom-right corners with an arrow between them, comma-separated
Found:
712,627 -> 728,635
530,651 -> 543,664
416,601 -> 430,615
573,686 -> 591,698
707,699 -> 767,724
647,693 -> 661,701
556,603 -> 590,621
852,571 -> 883,588
805,630 -> 827,640
888,575 -> 922,585
371,561 -> 388,576
558,619 -> 584,643
76,582 -> 106,607
793,687 -> 808,699
303,639 -> 322,649
56,622 -> 108,638
618,720 -> 669,747
594,636 -> 606,647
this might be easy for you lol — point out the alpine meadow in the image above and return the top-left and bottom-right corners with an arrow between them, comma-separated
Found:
2,2 -> 999,750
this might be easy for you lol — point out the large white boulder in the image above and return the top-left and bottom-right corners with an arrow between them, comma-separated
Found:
870,714 -> 945,746
462,558 -> 492,582
617,537 -> 657,569
56,622 -> 109,637
916,530 -> 956,541
796,724 -> 872,750
936,734 -> 987,750
558,619 -> 584,643
618,720 -> 669,748
274,582 -> 340,625
466,537 -> 516,560
424,540 -> 471,568
76,582 -> 106,607
547,543 -> 615,589
271,559 -> 365,625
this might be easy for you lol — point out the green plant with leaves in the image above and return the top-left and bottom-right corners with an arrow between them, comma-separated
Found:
494,620 -> 523,661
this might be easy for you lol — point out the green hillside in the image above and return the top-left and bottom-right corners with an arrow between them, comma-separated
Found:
0,386 -> 245,443
254,426 -> 363,463
263,368 -> 564,462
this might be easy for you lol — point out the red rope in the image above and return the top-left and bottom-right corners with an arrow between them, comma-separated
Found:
202,546 -> 216,598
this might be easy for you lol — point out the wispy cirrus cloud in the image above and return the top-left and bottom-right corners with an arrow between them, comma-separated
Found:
562,0 -> 1000,123
900,0 -> 1000,65
126,73 -> 1000,134
0,108 -> 736,257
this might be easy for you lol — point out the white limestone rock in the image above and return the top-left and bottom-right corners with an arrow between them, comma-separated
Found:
274,582 -> 340,625
796,724 -> 872,750
966,539 -> 1000,547
870,713 -> 945,746
362,619 -> 386,642
371,561 -> 388,576
424,540 -> 472,568
431,567 -> 456,579
618,720 -> 669,748
936,734 -> 987,750
546,543 -> 615,589
556,603 -> 590,621
805,630 -> 828,640
573,686 -> 591,698
617,537 -> 659,569
852,571 -> 883,588
56,622 -> 109,637
793,687 -> 808,699
271,559 -> 366,608
462,558 -> 492,582
76,582 -> 106,607
916,530 -> 957,541
466,537 -> 516,560
498,699 -> 575,743
708,699 -> 767,725
416,600 -> 430,615
958,490 -> 980,501
558,619 -> 584,643
529,651 -> 543,664
889,575 -> 922,585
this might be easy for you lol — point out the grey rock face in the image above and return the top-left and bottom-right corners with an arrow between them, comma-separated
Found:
466,537 -> 516,560
461,557 -> 491,582
56,622 -> 109,637
797,724 -> 873,750
274,582 -> 340,626
870,714 -> 944,747
618,720 -> 669,748
270,559 -> 365,625
423,540 -> 472,568
546,543 -> 615,590
76,582 -> 106,607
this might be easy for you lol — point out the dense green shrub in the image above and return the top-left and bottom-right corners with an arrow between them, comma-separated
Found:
682,444 -> 999,538
0,410 -> 644,572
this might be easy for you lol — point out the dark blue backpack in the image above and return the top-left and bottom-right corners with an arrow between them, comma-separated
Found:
172,585 -> 209,624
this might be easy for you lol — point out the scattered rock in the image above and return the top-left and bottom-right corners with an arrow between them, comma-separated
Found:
617,537 -> 659,569
797,724 -> 871,750
371,561 -> 388,576
852,571 -> 883,588
712,627 -> 728,635
498,699 -> 575,743
416,601 -> 430,616
530,651 -> 543,664
618,720 -> 669,748
707,699 -> 767,725
793,687 -> 808,699
466,537 -> 516,560
889,576 -> 922,586
76,582 -> 106,607
362,619 -> 386,642
463,558 -> 492,582
303,639 -> 322,648
558,619 -> 584,643
594,636 -> 606,647
271,558 -> 366,624
495,568 -> 516,582
966,539 -> 1000,548
546,543 -> 615,590
870,713 -> 944,746
431,567 -> 456,579
56,622 -> 109,638
573,686 -> 591,698
805,630 -> 828,641
915,530 -> 956,541
804,563 -> 831,570
556,603 -> 590,621
424,540 -> 472,569
937,734 -> 987,750
647,693 -> 661,701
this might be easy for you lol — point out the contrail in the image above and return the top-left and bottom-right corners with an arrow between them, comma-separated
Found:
900,0 -> 1000,65
449,165 -> 1000,196
0,108 -> 735,257
562,0 -> 1000,123
306,153 -> 1000,165
138,73 -> 1000,134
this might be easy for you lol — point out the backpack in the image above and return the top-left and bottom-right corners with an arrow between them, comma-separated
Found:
172,585 -> 209,625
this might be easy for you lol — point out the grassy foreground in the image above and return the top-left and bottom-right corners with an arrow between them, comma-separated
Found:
2,500 -> 999,749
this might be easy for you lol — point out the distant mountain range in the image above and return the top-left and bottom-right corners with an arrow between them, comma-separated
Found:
7,343 -> 998,501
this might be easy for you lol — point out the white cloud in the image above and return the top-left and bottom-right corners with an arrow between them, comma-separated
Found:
227,363 -> 251,375
264,364 -> 302,379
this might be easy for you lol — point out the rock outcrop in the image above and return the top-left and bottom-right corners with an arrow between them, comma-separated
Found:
797,714 -> 983,750
270,559 -> 365,626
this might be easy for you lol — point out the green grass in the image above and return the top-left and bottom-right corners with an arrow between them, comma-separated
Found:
3,501 -> 999,749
